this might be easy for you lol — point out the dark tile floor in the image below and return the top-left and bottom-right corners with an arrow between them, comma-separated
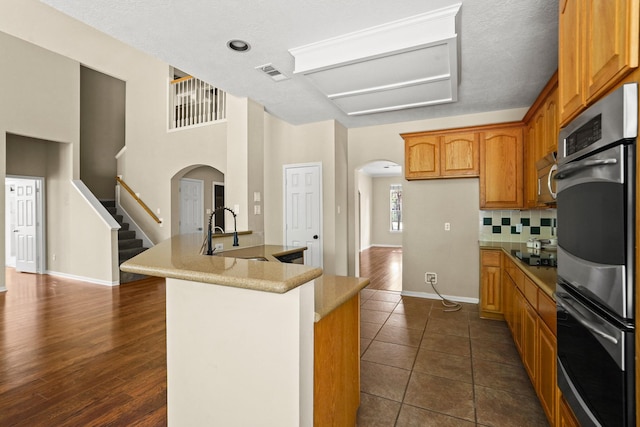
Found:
356,288 -> 549,427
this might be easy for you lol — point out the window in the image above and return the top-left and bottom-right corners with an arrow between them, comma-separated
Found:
390,184 -> 402,231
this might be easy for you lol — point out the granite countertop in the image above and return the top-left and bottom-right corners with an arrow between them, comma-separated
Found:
120,233 -> 322,294
479,241 -> 557,299
314,275 -> 370,322
121,233 -> 369,321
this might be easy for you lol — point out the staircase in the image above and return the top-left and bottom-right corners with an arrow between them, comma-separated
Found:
101,200 -> 149,284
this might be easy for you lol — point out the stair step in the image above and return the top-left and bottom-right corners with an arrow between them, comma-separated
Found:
119,271 -> 148,284
119,222 -> 130,231
106,207 -> 117,215
119,238 -> 143,250
101,200 -> 116,208
118,230 -> 136,240
119,247 -> 147,263
113,214 -> 124,224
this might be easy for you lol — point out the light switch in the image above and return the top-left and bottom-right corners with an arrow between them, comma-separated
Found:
254,205 -> 261,215
254,192 -> 261,202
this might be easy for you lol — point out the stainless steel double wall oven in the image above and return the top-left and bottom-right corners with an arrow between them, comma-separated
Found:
556,83 -> 637,427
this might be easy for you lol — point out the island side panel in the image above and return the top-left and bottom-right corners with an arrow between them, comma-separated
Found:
166,278 -> 315,427
314,293 -> 360,426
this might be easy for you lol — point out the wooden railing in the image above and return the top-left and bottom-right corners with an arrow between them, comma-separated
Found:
116,176 -> 162,224
170,75 -> 226,129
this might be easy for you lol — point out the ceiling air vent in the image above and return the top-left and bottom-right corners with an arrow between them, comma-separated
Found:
256,63 -> 289,82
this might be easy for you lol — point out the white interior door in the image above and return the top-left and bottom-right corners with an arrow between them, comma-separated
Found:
14,178 -> 38,273
179,178 -> 204,234
284,164 -> 322,268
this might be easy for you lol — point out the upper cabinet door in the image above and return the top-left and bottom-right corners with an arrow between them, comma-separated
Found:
480,127 -> 524,209
404,135 -> 440,180
584,0 -> 639,103
441,133 -> 479,177
559,0 -> 639,125
559,0 -> 583,124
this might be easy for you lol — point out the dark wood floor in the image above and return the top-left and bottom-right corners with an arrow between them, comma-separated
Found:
0,248 -> 401,425
0,268 -> 167,426
359,246 -> 402,291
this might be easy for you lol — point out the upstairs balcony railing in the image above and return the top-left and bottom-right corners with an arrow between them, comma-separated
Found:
170,76 -> 226,129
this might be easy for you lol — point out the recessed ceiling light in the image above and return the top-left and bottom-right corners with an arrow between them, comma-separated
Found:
227,39 -> 250,52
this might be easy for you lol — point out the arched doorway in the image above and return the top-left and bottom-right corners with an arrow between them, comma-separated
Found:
170,165 -> 224,236
355,160 -> 402,291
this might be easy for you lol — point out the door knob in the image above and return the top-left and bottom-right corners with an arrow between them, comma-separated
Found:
313,235 -> 319,239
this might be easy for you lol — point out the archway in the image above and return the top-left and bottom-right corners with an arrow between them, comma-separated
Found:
170,165 -> 224,236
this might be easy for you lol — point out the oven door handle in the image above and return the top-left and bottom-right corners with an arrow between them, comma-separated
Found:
555,158 -> 618,180
556,294 -> 619,345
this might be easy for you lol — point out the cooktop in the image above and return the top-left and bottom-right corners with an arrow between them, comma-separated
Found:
511,249 -> 558,268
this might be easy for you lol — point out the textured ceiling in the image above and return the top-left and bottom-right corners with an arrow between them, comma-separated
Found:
40,0 -> 558,129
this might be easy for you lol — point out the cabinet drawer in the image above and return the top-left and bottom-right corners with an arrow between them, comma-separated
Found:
481,250 -> 501,267
524,276 -> 538,308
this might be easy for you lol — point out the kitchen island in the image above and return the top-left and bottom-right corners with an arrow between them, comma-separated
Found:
120,234 -> 368,427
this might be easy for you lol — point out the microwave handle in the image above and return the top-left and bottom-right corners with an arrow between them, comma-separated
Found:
556,293 -> 618,344
547,163 -> 557,198
555,158 -> 618,180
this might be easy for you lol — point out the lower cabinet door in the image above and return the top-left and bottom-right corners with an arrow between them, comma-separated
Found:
537,318 -> 556,424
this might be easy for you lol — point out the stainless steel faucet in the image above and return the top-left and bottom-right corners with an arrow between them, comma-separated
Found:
206,207 -> 239,255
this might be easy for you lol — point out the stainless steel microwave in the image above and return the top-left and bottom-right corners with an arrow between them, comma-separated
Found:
536,152 -> 557,204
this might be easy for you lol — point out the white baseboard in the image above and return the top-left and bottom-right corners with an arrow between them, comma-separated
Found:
370,244 -> 403,248
401,289 -> 479,305
46,270 -> 119,287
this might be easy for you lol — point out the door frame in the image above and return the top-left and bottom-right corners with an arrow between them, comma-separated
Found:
212,181 -> 225,231
282,162 -> 323,267
179,177 -> 204,234
5,175 -> 46,273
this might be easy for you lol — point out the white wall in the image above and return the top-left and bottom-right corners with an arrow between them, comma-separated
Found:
348,108 -> 528,300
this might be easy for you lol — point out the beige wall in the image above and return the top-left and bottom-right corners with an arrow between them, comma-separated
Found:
263,115 -> 348,275
1,0 -> 233,246
348,108 -> 528,300
356,171 -> 372,252
80,66 -> 125,200
371,176 -> 403,247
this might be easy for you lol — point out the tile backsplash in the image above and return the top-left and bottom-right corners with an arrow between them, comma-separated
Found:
479,209 -> 557,242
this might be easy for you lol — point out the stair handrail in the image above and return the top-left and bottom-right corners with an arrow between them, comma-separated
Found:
115,176 -> 162,224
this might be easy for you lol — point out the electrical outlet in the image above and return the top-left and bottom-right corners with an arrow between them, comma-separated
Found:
516,223 -> 523,233
444,222 -> 451,231
215,243 -> 224,252
425,272 -> 437,285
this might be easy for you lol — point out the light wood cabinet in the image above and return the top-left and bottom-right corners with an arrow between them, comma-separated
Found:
538,318 -> 557,423
479,125 -> 524,209
441,133 -> 480,177
544,89 -> 559,155
487,250 -> 559,426
402,131 -> 479,180
314,294 -> 360,426
480,250 -> 503,319
523,73 -> 558,209
559,0 -> 639,125
558,394 -> 581,427
404,135 -> 440,179
522,299 -> 538,381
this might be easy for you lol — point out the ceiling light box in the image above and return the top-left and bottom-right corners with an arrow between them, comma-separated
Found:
289,3 -> 461,116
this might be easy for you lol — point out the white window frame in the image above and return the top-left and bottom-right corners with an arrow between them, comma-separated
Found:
390,184 -> 402,232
